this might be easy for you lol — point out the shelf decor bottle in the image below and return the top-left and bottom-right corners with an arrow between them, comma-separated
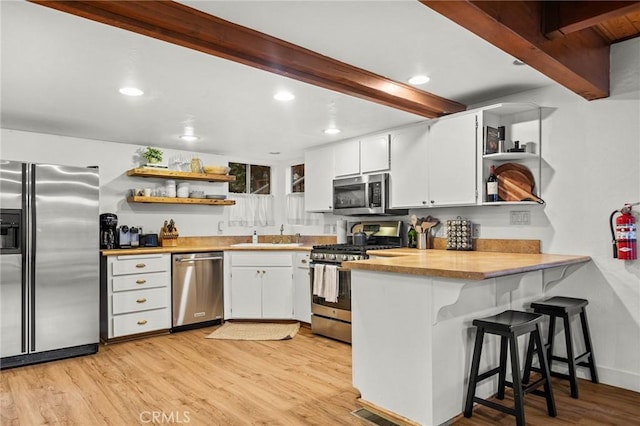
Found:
486,165 -> 498,202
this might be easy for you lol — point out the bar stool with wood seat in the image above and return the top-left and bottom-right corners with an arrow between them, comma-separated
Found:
523,296 -> 599,399
464,310 -> 556,426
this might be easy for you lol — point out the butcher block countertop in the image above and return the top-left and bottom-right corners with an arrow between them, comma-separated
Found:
101,244 -> 314,256
345,249 -> 591,280
100,234 -> 337,256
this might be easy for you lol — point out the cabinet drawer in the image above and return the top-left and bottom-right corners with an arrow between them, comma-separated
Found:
111,255 -> 169,276
112,308 -> 170,337
112,287 -> 169,315
231,252 -> 292,267
112,272 -> 169,292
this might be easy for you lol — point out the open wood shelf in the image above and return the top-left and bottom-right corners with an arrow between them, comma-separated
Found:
126,168 -> 236,182
127,196 -> 235,206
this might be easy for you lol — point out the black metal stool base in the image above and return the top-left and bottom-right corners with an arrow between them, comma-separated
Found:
464,310 -> 556,426
523,296 -> 598,399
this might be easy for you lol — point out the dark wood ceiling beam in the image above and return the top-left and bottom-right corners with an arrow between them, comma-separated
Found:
421,0 -> 610,100
543,1 -> 640,39
29,0 -> 465,118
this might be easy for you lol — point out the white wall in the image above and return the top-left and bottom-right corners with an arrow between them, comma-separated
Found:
405,38 -> 640,391
0,131 -> 328,237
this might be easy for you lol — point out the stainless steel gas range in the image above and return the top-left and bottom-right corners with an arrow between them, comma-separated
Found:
310,221 -> 403,343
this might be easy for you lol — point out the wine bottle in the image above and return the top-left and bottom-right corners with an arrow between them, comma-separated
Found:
486,165 -> 498,202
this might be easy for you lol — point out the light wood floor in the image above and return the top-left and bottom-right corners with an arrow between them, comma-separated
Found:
1,325 -> 639,425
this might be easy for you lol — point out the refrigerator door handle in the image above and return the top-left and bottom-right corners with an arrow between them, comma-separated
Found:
26,163 -> 37,352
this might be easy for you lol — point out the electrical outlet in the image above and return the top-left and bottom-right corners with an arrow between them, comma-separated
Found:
472,224 -> 480,238
510,210 -> 531,225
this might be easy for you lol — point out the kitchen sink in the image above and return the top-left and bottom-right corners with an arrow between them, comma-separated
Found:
230,242 -> 303,247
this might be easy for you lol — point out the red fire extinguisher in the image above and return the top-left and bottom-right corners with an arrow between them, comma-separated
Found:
610,203 -> 638,260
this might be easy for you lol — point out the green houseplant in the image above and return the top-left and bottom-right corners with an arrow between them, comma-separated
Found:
142,146 -> 163,164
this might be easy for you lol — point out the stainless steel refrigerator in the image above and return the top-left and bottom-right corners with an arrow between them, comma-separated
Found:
0,160 -> 99,369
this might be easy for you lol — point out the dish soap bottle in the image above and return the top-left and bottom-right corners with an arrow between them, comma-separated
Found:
407,226 -> 417,248
252,230 -> 258,244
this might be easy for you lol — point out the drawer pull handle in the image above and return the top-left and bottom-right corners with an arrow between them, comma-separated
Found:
136,298 -> 147,304
137,320 -> 148,325
136,279 -> 146,284
135,263 -> 146,268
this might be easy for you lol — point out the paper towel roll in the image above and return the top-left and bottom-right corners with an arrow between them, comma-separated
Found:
337,219 -> 347,244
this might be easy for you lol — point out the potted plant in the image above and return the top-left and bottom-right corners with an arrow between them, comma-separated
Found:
142,146 -> 163,164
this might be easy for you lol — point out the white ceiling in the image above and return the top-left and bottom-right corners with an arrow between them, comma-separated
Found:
1,0 -> 555,161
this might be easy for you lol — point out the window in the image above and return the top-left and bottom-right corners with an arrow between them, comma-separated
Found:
291,164 -> 304,193
229,162 -> 271,194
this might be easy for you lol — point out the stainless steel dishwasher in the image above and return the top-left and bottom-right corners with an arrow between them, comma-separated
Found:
172,252 -> 224,331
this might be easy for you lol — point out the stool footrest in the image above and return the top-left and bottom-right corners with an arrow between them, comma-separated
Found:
504,377 -> 548,395
575,352 -> 592,364
529,366 -> 572,381
475,366 -> 502,383
473,397 -> 517,417
550,351 -> 592,365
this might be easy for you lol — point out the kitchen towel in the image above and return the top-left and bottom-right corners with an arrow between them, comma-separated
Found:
322,265 -> 339,303
312,264 -> 325,296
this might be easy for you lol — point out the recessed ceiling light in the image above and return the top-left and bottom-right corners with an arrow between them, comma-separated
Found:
179,135 -> 199,142
324,128 -> 341,135
119,87 -> 144,96
408,75 -> 430,85
274,91 -> 295,101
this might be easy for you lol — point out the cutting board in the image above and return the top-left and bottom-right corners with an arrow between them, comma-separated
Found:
495,164 -> 544,203
495,163 -> 535,190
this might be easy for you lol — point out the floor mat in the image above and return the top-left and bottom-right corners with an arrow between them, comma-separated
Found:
205,322 -> 300,340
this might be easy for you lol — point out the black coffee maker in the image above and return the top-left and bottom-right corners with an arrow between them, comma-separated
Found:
100,213 -> 118,249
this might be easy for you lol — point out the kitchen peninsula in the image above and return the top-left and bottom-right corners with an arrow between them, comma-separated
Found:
346,248 -> 590,426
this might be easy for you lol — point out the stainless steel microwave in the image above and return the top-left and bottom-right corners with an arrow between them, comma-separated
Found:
332,173 -> 407,216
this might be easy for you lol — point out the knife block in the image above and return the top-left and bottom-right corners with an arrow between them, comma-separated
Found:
160,230 -> 179,247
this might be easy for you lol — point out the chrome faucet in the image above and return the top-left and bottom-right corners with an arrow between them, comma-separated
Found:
279,224 -> 284,243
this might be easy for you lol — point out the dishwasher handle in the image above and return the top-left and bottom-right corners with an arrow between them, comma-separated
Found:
176,256 -> 223,262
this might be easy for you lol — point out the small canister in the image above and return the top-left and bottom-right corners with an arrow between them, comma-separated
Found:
416,232 -> 427,250
165,179 -> 176,197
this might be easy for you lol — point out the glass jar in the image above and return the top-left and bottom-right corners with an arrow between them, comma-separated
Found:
190,157 -> 202,173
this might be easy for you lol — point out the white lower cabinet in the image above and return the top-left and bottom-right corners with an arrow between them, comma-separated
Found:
293,252 -> 311,323
229,252 -> 294,319
101,253 -> 171,342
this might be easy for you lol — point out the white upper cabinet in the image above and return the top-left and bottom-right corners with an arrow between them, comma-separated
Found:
389,123 -> 429,208
334,133 -> 390,177
427,111 -> 478,206
389,113 -> 477,209
333,138 -> 360,177
304,144 -> 334,212
360,133 -> 390,173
